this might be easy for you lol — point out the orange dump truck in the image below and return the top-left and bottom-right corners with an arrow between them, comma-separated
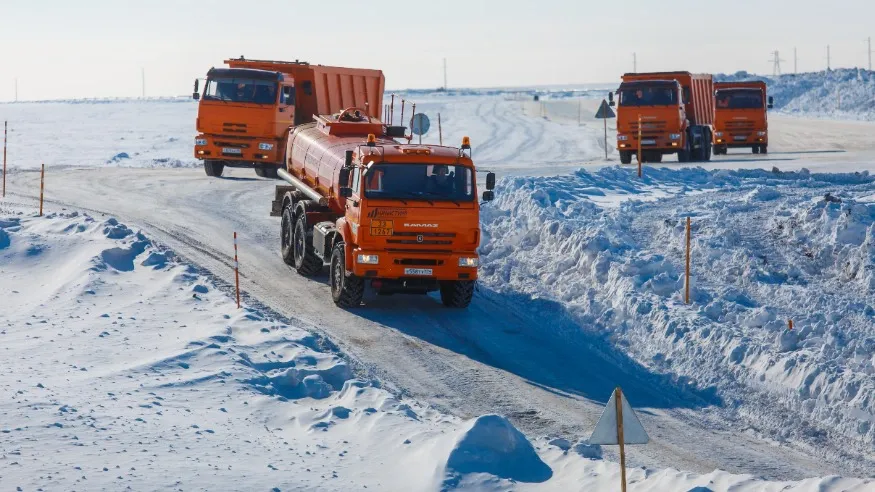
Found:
269,108 -> 496,308
611,72 -> 715,164
193,57 -> 384,178
713,81 -> 773,155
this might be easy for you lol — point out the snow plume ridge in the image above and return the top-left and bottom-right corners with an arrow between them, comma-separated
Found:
480,166 -> 875,462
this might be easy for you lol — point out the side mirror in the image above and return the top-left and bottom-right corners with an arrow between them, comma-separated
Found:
192,79 -> 200,101
192,92 -> 200,100
339,187 -> 353,198
608,92 -> 615,107
339,167 -> 351,186
344,150 -> 353,167
482,190 -> 495,202
485,172 -> 496,191
768,96 -> 774,109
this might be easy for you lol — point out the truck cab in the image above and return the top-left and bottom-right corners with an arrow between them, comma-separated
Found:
193,67 -> 294,178
613,71 -> 715,164
713,81 -> 772,155
193,57 -> 384,179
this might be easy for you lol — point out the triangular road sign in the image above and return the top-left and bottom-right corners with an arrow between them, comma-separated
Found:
594,99 -> 616,119
588,388 -> 649,445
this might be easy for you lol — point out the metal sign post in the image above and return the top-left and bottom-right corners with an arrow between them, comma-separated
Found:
594,100 -> 616,161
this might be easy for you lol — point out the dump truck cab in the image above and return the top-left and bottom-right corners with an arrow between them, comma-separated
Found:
193,57 -> 384,179
270,110 -> 495,308
713,81 -> 772,155
194,67 -> 293,177
613,72 -> 715,164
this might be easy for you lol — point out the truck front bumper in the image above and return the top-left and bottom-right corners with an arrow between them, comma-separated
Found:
618,136 -> 683,153
350,248 -> 479,284
194,134 -> 282,166
714,133 -> 767,147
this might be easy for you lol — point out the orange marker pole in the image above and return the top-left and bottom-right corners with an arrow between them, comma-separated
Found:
234,232 -> 241,309
615,387 -> 627,492
637,114 -> 643,178
39,163 -> 45,216
685,216 -> 691,304
438,113 -> 443,146
2,121 -> 7,198
788,319 -> 793,331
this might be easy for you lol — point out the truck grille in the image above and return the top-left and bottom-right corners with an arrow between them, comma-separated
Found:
394,258 -> 444,266
629,120 -> 667,131
388,231 -> 455,246
222,122 -> 248,134
214,141 -> 250,148
726,121 -> 755,130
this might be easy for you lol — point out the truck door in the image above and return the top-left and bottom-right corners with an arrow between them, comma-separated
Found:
346,167 -> 363,244
279,85 -> 295,129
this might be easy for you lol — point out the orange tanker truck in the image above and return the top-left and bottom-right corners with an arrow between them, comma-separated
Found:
712,81 -> 773,155
610,71 -> 715,164
269,108 -> 496,308
193,57 -> 384,178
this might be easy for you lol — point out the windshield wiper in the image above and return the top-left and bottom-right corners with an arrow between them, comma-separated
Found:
424,191 -> 460,207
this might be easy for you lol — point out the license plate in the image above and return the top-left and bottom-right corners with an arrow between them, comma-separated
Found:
223,147 -> 242,154
733,136 -> 748,141
369,220 -> 394,236
641,139 -> 656,145
404,268 -> 433,276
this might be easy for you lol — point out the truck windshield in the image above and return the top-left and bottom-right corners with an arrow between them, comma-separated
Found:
619,86 -> 677,106
716,90 -> 763,109
363,164 -> 474,202
203,78 -> 277,105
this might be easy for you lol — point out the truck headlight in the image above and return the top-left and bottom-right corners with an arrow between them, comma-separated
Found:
195,138 -> 207,146
458,257 -> 479,268
670,133 -> 681,140
258,143 -> 275,151
357,254 -> 379,265
714,132 -> 723,138
617,135 -> 629,141
757,131 -> 766,136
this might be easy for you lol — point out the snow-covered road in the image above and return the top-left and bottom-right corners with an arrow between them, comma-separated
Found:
3,96 -> 874,481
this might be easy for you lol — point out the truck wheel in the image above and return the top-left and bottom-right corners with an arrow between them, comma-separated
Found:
439,280 -> 475,308
753,146 -> 760,154
256,166 -> 279,179
619,151 -> 632,165
330,242 -> 364,308
293,216 -> 323,276
760,145 -> 768,154
280,207 -> 295,265
254,167 -> 266,177
204,160 -> 224,177
704,143 -> 712,162
651,153 -> 663,163
677,138 -> 691,163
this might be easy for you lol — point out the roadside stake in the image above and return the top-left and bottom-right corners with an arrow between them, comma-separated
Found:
589,387 -> 650,492
788,319 -> 794,331
2,121 -> 7,198
234,232 -> 241,309
39,163 -> 45,217
438,113 -> 443,146
637,114 -> 643,178
685,216 -> 691,304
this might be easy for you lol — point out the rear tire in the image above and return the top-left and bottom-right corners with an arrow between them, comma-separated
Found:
280,207 -> 295,265
204,160 -> 224,177
440,280 -> 475,308
293,215 -> 323,276
330,242 -> 364,308
619,151 -> 632,165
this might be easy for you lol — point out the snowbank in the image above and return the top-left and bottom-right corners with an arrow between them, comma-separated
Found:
480,166 -> 875,469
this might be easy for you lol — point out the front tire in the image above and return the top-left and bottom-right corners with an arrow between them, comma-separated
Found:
760,145 -> 768,154
677,136 -> 691,163
204,160 -> 224,177
619,151 -> 632,165
440,280 -> 475,308
330,242 -> 364,308
256,166 -> 279,179
753,146 -> 760,154
293,216 -> 323,276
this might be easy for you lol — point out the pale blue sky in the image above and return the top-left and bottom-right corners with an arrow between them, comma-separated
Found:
1,0 -> 874,101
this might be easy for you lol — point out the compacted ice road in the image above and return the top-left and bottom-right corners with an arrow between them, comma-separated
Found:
5,96 -> 874,479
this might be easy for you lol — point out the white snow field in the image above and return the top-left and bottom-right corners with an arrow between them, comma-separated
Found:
2,207 -> 873,491
2,87 -> 875,489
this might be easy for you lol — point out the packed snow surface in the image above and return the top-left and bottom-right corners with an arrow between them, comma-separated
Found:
2,206 -> 873,491
480,165 -> 875,467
